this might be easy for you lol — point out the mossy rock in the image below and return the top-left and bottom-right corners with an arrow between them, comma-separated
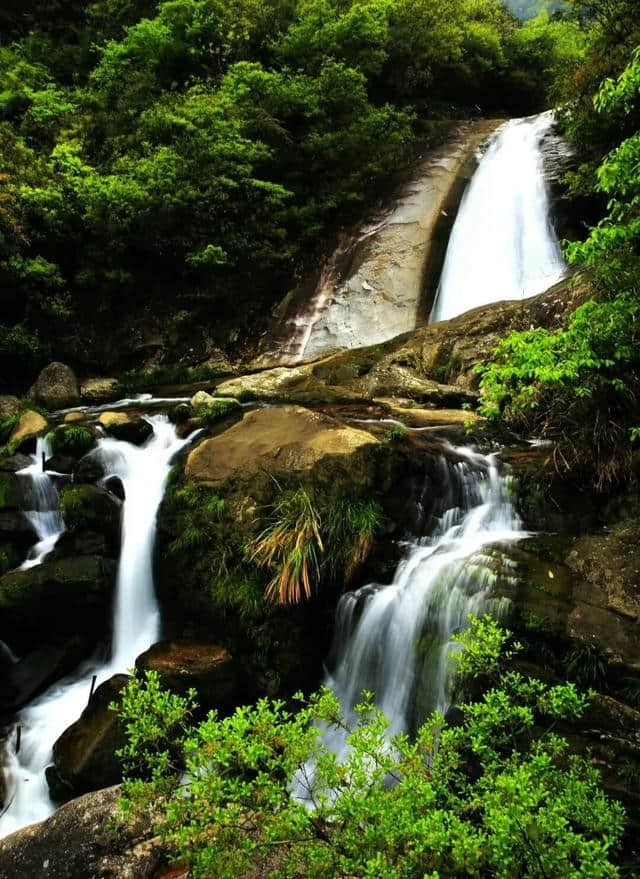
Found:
59,485 -> 122,556
51,674 -> 130,799
0,555 -> 116,651
48,425 -> 96,458
0,472 -> 21,510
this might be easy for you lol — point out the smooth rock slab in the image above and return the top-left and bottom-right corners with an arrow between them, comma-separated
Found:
0,785 -> 162,879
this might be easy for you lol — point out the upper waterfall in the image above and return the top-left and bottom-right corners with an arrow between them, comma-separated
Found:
430,113 -> 566,323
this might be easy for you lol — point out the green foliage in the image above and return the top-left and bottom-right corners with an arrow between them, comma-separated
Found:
388,424 -> 407,441
565,641 -> 609,690
111,669 -> 197,806
47,424 -> 95,457
0,414 -> 19,444
249,487 -> 383,604
0,0 -> 583,381
479,42 -> 640,489
452,614 -> 523,683
194,398 -> 240,425
116,620 -> 624,879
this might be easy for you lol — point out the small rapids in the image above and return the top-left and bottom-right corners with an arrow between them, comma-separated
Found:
0,417 -> 193,837
16,438 -> 66,571
430,112 -> 566,323
295,447 -> 526,800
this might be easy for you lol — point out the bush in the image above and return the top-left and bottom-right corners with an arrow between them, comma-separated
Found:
115,619 -> 625,879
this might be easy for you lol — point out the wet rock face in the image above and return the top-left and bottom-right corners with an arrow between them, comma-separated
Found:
31,362 -> 80,410
0,785 -> 163,879
255,119 -> 503,367
58,484 -> 122,558
98,412 -> 153,445
50,675 -> 130,801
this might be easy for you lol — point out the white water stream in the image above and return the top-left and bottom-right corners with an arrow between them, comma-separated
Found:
0,416 -> 191,836
16,438 -> 66,571
295,448 -> 526,801
430,112 -> 566,323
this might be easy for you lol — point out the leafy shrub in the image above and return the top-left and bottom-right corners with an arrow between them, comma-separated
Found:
388,424 -> 407,441
115,619 -> 624,879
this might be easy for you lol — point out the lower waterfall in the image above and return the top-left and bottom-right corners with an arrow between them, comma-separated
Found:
0,416 -> 191,837
299,446 -> 526,787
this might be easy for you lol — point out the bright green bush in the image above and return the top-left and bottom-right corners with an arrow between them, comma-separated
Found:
115,618 -> 625,879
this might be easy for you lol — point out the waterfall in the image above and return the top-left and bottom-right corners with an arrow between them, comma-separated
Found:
16,437 -> 65,571
0,416 -> 191,837
296,447 -> 525,795
430,112 -> 566,323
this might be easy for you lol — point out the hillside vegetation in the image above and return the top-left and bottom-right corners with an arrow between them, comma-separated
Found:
0,0 -> 582,382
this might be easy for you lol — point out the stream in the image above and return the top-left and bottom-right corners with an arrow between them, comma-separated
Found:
0,417 -> 193,836
1,110 -> 560,839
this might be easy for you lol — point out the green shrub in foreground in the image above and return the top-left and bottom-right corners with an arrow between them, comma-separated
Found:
115,617 -> 625,879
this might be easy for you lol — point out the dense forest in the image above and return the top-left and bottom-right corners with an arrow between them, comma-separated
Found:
0,0 -> 584,381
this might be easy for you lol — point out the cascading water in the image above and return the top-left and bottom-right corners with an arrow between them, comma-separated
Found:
16,437 -> 66,571
430,112 -> 566,323
0,416 -> 192,837
297,447 -> 525,793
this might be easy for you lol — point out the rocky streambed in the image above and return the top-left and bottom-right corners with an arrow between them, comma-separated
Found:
0,273 -> 639,875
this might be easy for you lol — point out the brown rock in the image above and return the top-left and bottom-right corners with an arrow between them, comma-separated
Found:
136,640 -> 239,713
0,785 -> 162,879
185,405 -> 379,489
31,362 -> 80,410
51,674 -> 130,798
8,410 -> 48,447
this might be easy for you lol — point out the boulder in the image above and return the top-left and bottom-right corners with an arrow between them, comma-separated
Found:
80,377 -> 121,405
104,475 -> 125,502
0,555 -> 116,652
0,454 -> 32,473
0,638 -> 87,715
48,424 -> 96,458
135,640 -> 239,713
185,405 -> 380,500
168,402 -> 192,424
59,484 -> 122,556
50,674 -> 130,799
74,452 -> 107,484
0,396 -> 21,421
99,412 -> 152,445
8,410 -> 48,448
0,785 -> 163,879
44,454 -> 76,475
31,362 -> 80,410
0,471 -> 35,551
190,390 -> 214,407
63,411 -> 86,423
